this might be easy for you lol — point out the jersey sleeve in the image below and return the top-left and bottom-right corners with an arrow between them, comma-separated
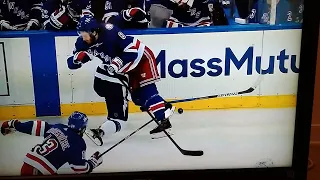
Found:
102,0 -> 124,23
247,1 -> 260,23
30,0 -> 43,20
68,143 -> 93,174
0,2 -> 12,30
14,120 -> 52,137
105,24 -> 143,73
67,36 -> 90,70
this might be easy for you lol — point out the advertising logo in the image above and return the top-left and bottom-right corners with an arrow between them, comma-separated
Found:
155,46 -> 299,78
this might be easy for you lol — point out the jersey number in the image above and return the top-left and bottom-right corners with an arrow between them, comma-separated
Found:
34,136 -> 59,156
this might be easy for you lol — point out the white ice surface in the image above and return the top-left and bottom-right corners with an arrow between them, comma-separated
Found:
0,108 -> 296,176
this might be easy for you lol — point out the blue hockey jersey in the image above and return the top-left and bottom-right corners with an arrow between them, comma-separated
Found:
247,0 -> 301,24
68,23 -> 145,78
15,120 -> 94,175
42,0 -> 91,30
101,0 -> 150,29
169,0 -> 212,26
0,0 -> 43,30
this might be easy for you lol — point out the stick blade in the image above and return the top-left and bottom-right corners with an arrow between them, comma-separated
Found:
181,150 -> 204,156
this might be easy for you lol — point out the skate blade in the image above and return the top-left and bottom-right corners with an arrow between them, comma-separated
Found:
84,130 -> 103,146
151,129 -> 174,139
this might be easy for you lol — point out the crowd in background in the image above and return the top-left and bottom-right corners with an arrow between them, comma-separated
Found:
0,0 -> 304,31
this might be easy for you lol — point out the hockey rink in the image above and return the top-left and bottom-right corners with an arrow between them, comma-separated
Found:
0,108 -> 296,176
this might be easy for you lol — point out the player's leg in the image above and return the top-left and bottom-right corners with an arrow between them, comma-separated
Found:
131,84 -> 175,135
89,73 -> 129,142
129,46 -> 175,135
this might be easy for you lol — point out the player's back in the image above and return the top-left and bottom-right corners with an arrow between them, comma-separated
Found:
1,0 -> 41,29
24,124 -> 86,175
171,0 -> 211,25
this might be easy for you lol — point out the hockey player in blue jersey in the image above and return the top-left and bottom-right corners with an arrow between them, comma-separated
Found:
149,0 -> 227,28
0,0 -> 43,31
41,0 -> 91,30
90,0 -> 150,29
245,0 -> 302,24
67,14 -> 175,144
1,111 -> 103,176
165,0 -> 214,28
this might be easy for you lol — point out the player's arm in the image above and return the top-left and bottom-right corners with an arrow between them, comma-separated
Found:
67,37 -> 93,70
104,24 -> 142,74
42,0 -> 73,30
246,1 -> 259,24
1,119 -> 52,137
120,7 -> 149,25
100,0 -> 122,24
0,4 -> 17,30
24,0 -> 43,30
68,146 -> 103,174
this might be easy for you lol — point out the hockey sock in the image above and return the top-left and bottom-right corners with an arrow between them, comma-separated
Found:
145,94 -> 166,121
132,84 -> 169,121
100,118 -> 125,137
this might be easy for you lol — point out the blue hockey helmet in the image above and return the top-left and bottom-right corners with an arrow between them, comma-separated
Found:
76,14 -> 100,33
68,111 -> 88,132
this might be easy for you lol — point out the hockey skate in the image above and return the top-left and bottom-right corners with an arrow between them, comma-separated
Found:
150,105 -> 175,139
85,128 -> 104,146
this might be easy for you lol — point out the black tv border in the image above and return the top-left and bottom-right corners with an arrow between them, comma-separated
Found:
0,0 -> 319,180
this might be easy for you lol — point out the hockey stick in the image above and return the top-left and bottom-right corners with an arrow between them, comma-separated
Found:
118,78 -> 204,156
145,109 -> 203,156
84,131 -> 103,146
167,75 -> 264,104
98,118 -> 154,158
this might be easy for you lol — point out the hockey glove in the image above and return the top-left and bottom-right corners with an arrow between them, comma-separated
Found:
24,19 -> 41,30
122,8 -> 148,23
0,20 -> 18,31
49,5 -> 71,30
73,51 -> 92,65
106,57 -> 123,75
1,119 -> 19,136
170,0 -> 194,7
88,151 -> 103,170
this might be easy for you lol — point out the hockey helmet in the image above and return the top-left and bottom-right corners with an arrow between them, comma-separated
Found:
68,111 -> 88,132
77,13 -> 100,33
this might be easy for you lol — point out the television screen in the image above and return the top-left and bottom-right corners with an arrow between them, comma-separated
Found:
0,0 -> 315,179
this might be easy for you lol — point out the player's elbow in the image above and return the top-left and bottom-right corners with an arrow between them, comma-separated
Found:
67,56 -> 81,70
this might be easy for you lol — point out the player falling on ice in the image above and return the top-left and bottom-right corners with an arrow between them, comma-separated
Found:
1,111 -> 103,176
67,13 -> 175,145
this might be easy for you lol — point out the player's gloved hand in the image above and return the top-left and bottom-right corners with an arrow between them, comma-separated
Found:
24,19 -> 41,31
170,0 -> 192,8
49,5 -> 71,30
0,20 -> 18,31
105,57 -> 123,75
122,7 -> 148,23
88,151 -> 103,169
73,51 -> 92,65
1,119 -> 19,136
105,64 -> 117,75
